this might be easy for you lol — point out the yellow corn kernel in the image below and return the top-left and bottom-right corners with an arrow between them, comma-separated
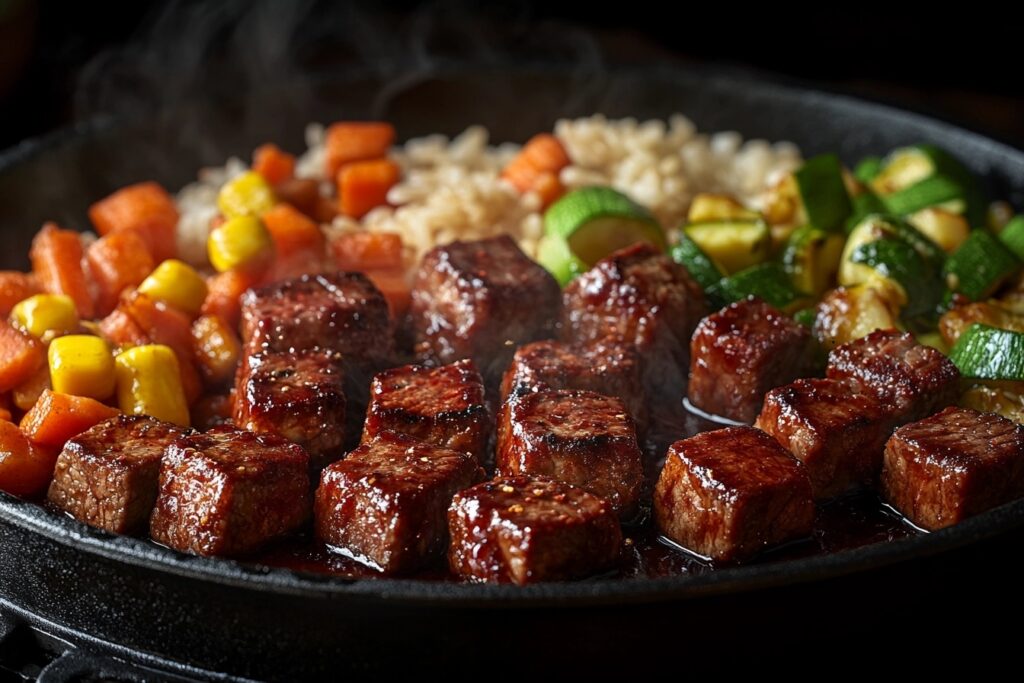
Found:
114,344 -> 190,427
48,335 -> 116,400
191,315 -> 241,386
217,171 -> 277,219
11,294 -> 79,338
137,259 -> 209,316
207,216 -> 274,273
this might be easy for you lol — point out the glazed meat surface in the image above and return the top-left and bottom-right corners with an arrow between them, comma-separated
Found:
496,389 -> 643,519
448,475 -> 622,584
235,349 -> 346,472
826,329 -> 959,424
363,359 -> 490,462
47,415 -> 190,535
408,235 -> 561,382
315,431 -> 484,574
499,337 -> 646,430
654,426 -> 814,562
882,407 -> 1024,530
756,377 -> 892,500
150,426 -> 311,557
688,297 -> 813,423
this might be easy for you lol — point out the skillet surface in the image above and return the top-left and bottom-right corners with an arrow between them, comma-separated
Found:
1,65 -> 1023,677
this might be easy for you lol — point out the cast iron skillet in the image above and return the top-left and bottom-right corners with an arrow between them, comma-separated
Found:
1,66 -> 1023,679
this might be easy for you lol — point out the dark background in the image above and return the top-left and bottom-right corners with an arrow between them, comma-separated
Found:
2,0 -> 1023,151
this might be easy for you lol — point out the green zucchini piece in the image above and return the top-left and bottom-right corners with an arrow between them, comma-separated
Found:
840,214 -> 944,287
706,263 -> 807,312
670,234 -> 724,291
880,175 -> 965,216
845,192 -> 887,233
870,145 -> 984,226
849,238 -> 943,319
781,225 -> 845,296
536,234 -> 587,286
793,307 -> 817,328
853,157 -> 883,184
949,323 -> 1024,381
683,219 -> 770,275
544,187 -> 666,267
944,230 -> 1021,301
793,154 -> 852,233
998,215 -> 1024,261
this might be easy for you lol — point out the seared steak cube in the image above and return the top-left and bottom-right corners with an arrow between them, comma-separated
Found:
882,407 -> 1024,530
448,475 -> 622,584
560,242 -> 706,371
150,426 -> 311,557
826,329 -> 960,424
314,431 -> 484,574
654,426 -> 814,562
408,236 -> 561,381
362,359 -> 490,462
500,337 -> 646,430
756,378 -> 892,500
496,389 -> 643,519
47,415 -> 190,535
688,297 -> 813,423
235,349 -> 346,471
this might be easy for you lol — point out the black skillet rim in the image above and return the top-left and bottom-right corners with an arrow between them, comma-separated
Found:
2,63 -> 1024,607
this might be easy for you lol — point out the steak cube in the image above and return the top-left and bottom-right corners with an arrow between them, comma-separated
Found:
47,415 -> 190,535
150,426 -> 311,557
234,349 -> 346,471
688,297 -> 813,423
314,431 -> 485,574
362,359 -> 490,462
500,337 -> 646,430
408,236 -> 561,382
882,407 -> 1024,530
496,389 -> 644,519
653,426 -> 814,562
448,475 -> 622,584
826,329 -> 960,424
756,378 -> 892,500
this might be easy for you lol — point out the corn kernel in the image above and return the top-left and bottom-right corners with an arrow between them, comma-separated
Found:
217,171 -> 277,219
11,294 -> 79,338
48,335 -> 116,400
114,344 -> 190,427
137,259 -> 209,316
207,216 -> 275,273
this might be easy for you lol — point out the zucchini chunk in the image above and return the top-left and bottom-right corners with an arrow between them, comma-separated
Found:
944,230 -> 1020,301
670,233 -> 725,292
707,263 -> 807,312
684,219 -> 770,275
949,323 -> 1024,381
792,154 -> 853,233
870,145 -> 984,226
782,225 -> 845,297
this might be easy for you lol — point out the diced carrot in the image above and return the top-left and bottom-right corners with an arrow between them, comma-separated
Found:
85,230 -> 155,317
88,182 -> 179,262
330,232 -> 404,271
364,268 -> 411,318
29,223 -> 95,319
119,292 -> 194,363
253,144 -> 296,186
0,321 -> 44,394
12,363 -> 50,412
210,214 -> 227,231
201,269 -> 259,331
177,354 -> 203,405
0,409 -> 10,423
192,315 -> 242,387
0,272 -> 40,317
19,389 -> 119,448
337,159 -> 401,219
274,178 -> 321,219
324,122 -> 396,178
261,203 -> 324,259
531,171 -> 566,209
98,308 -> 150,350
313,196 -> 339,224
0,420 -> 58,497
501,134 -> 571,203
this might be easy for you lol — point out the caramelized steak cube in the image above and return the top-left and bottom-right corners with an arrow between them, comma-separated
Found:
150,426 -> 310,556
496,389 -> 643,519
235,349 -> 346,471
408,236 -> 561,381
362,359 -> 490,462
756,378 -> 892,500
448,475 -> 621,584
654,426 -> 814,562
314,431 -> 484,574
881,407 -> 1024,530
500,337 -> 646,430
47,415 -> 190,535
560,242 -> 706,370
826,329 -> 960,424
688,297 -> 812,423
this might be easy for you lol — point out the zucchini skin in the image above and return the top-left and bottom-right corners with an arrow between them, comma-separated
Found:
943,230 -> 1021,301
949,323 -> 1024,380
793,154 -> 852,233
